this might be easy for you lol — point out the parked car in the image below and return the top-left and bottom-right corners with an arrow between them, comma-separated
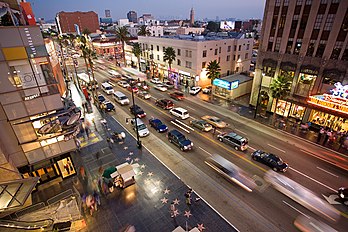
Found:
202,85 -> 212,94
149,118 -> 168,133
167,129 -> 193,151
130,118 -> 149,137
118,81 -> 130,88
251,150 -> 288,172
102,101 -> 115,112
190,119 -> 213,132
163,81 -> 174,89
217,132 -> 248,151
154,84 -> 167,92
169,91 -> 185,101
189,86 -> 202,95
96,94 -> 106,104
127,85 -> 139,93
150,78 -> 162,84
129,104 -> 146,118
201,115 -> 227,128
155,99 -> 174,109
137,91 -> 151,100
338,187 -> 348,202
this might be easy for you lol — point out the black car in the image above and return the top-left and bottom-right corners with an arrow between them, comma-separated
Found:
251,150 -> 288,172
96,94 -> 106,104
102,101 -> 115,112
338,187 -> 348,202
155,99 -> 174,110
129,104 -> 146,118
167,129 -> 193,151
149,118 -> 168,133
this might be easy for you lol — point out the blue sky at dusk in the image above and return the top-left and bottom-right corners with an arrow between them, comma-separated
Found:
28,0 -> 266,21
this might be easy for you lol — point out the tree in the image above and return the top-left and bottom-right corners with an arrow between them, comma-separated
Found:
163,47 -> 176,80
206,60 -> 221,85
132,43 -> 142,71
115,26 -> 130,66
269,75 -> 292,123
206,21 -> 220,33
138,25 -> 151,36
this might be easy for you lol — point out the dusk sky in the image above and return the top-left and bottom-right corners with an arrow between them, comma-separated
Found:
28,0 -> 266,22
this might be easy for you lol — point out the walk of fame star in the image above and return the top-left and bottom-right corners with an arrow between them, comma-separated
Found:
129,151 -> 133,155
160,197 -> 168,204
123,146 -> 128,150
197,223 -> 205,231
140,164 -> 146,169
134,158 -> 140,162
163,188 -> 170,194
137,171 -> 143,176
184,210 -> 192,218
173,209 -> 179,217
147,172 -> 153,177
125,157 -> 131,161
173,198 -> 180,205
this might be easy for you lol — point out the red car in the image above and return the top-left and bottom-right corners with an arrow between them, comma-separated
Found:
169,91 -> 185,101
127,85 -> 139,93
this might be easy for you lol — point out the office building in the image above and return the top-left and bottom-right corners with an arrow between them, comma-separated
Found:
138,33 -> 253,87
251,0 -> 348,131
55,11 -> 99,34
127,10 -> 137,23
190,8 -> 194,26
105,9 -> 111,18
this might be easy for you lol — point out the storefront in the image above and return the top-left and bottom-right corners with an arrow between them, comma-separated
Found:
271,99 -> 306,121
168,69 -> 195,87
213,74 -> 252,100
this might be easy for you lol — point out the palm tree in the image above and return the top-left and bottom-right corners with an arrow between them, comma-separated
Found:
138,25 -> 151,36
132,43 -> 142,71
269,74 -> 292,123
206,60 -> 221,85
163,47 -> 176,80
115,26 -> 130,66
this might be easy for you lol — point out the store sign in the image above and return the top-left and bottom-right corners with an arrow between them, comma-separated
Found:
213,79 -> 239,90
330,82 -> 348,100
308,94 -> 348,115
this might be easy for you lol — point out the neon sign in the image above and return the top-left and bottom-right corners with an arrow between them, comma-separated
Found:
330,82 -> 348,100
308,94 -> 348,115
213,79 -> 239,90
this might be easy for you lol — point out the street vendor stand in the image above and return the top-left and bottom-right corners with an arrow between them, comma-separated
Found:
111,162 -> 136,189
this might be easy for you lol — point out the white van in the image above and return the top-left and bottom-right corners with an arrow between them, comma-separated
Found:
169,107 -> 190,120
101,82 -> 114,95
108,69 -> 121,78
113,91 -> 130,105
131,118 -> 149,137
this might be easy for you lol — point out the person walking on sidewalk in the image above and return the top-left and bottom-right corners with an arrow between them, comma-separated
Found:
185,190 -> 192,206
170,201 -> 176,218
317,127 -> 325,144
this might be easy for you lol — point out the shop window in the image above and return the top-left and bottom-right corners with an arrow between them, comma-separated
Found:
57,157 -> 76,178
295,73 -> 317,96
272,99 -> 291,117
288,104 -> 305,119
263,66 -> 276,77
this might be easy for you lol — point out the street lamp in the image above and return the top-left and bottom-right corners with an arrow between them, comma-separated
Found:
126,83 -> 142,149
254,72 -> 265,119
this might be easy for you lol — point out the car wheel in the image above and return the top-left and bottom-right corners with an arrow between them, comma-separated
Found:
201,128 -> 205,132
218,138 -> 223,142
180,147 -> 184,151
252,156 -> 257,161
234,146 -> 239,150
273,167 -> 278,172
169,139 -> 172,143
157,129 -> 160,133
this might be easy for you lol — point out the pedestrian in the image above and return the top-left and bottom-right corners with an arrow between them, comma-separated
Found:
85,126 -> 90,139
96,151 -> 100,160
323,130 -> 330,145
170,201 -> 176,218
92,118 -> 97,131
75,138 -> 81,151
185,191 -> 192,206
317,127 -> 325,143
93,190 -> 101,210
80,166 -> 86,180
106,137 -> 111,147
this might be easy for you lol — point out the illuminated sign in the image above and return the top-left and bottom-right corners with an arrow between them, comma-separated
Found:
213,79 -> 239,90
308,94 -> 348,115
330,82 -> 348,100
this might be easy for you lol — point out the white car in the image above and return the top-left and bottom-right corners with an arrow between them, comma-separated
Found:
189,86 -> 202,95
169,107 -> 190,120
118,81 -> 130,88
154,84 -> 167,92
202,86 -> 212,94
150,78 -> 162,84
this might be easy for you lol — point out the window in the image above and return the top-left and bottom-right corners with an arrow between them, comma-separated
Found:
245,53 -> 249,59
234,45 -> 237,51
320,0 -> 327,3
226,55 -> 230,61
238,45 -> 241,51
219,47 -> 221,53
246,44 -> 250,50
157,45 -> 159,51
157,55 -> 160,60
296,0 -> 303,5
332,0 -> 340,3
274,37 -> 281,52
151,45 -> 153,50
306,40 -> 316,56
185,61 -> 192,69
237,55 -> 240,60
315,40 -> 326,57
294,39 -> 302,55
163,46 -> 166,51
203,50 -> 207,57
214,49 -> 218,55
236,67 -> 239,72
218,57 -> 220,63
305,0 -> 312,5
227,46 -> 231,52
177,59 -> 181,66
342,46 -> 348,61
330,41 -> 343,59
185,50 -> 192,58
324,14 -> 335,31
177,49 -> 181,56
233,55 -> 236,60
314,14 -> 323,29
284,0 -> 289,6
202,62 -> 206,69
286,39 -> 293,54
275,0 -> 281,6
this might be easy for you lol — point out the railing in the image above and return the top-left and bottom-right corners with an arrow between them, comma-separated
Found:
14,202 -> 46,219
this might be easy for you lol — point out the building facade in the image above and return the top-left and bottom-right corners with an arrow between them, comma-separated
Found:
138,34 -> 253,87
251,0 -> 348,131
55,11 -> 99,34
92,35 -> 123,61
127,10 -> 137,23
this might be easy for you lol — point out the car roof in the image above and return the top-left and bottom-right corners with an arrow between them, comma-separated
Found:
173,107 -> 187,112
169,129 -> 183,135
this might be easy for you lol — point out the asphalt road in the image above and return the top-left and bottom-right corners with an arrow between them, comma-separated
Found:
71,58 -> 348,231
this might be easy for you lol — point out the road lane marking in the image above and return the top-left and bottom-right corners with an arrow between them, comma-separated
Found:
199,147 -> 213,156
174,119 -> 194,131
283,201 -> 310,218
185,105 -> 196,111
289,167 -> 337,193
171,121 -> 190,133
248,146 -> 257,151
234,129 -> 247,135
267,144 -> 286,153
189,116 -> 197,120
316,167 -> 339,177
300,149 -> 343,168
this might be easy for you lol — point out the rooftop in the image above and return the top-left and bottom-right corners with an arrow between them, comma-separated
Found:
221,73 -> 252,84
160,32 -> 246,41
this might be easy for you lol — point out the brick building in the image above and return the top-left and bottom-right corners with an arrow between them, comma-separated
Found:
56,11 -> 99,34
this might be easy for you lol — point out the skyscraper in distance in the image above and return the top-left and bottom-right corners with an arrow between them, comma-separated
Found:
190,7 -> 194,26
105,9 -> 111,18
127,10 -> 137,23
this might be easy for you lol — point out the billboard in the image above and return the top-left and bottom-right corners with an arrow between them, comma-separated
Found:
220,21 -> 234,30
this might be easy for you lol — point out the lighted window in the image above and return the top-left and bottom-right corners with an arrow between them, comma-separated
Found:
324,14 -> 335,31
314,14 -> 323,29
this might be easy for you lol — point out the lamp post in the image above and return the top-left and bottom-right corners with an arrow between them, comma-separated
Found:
254,72 -> 265,119
127,83 -> 142,149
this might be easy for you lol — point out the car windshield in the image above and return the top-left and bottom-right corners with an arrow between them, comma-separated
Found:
177,134 -> 186,141
106,103 -> 112,107
138,124 -> 147,130
120,96 -> 127,100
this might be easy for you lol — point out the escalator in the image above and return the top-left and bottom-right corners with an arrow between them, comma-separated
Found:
0,218 -> 54,230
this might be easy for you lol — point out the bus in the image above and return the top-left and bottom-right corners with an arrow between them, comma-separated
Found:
77,73 -> 98,90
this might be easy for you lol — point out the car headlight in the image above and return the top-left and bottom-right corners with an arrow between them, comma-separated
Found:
191,142 -> 193,146
340,193 -> 345,198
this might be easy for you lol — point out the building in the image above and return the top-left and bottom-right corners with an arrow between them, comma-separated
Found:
176,27 -> 205,35
190,8 -> 194,26
92,34 -> 123,61
118,19 -> 130,27
0,0 -> 79,216
105,9 -> 111,18
138,14 -> 155,24
127,10 -> 137,23
55,11 -> 99,34
251,0 -> 348,132
213,73 -> 253,100
138,33 -> 253,87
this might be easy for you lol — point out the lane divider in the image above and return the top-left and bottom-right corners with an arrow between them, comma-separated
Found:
171,120 -> 191,133
174,119 -> 195,131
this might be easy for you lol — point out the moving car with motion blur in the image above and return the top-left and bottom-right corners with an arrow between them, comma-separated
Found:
251,150 -> 288,172
149,118 -> 168,133
150,78 -> 162,84
202,85 -> 212,94
190,119 -> 213,132
137,91 -> 151,100
102,101 -> 115,112
338,187 -> 348,202
201,115 -> 227,128
96,94 -> 106,104
118,80 -> 130,88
